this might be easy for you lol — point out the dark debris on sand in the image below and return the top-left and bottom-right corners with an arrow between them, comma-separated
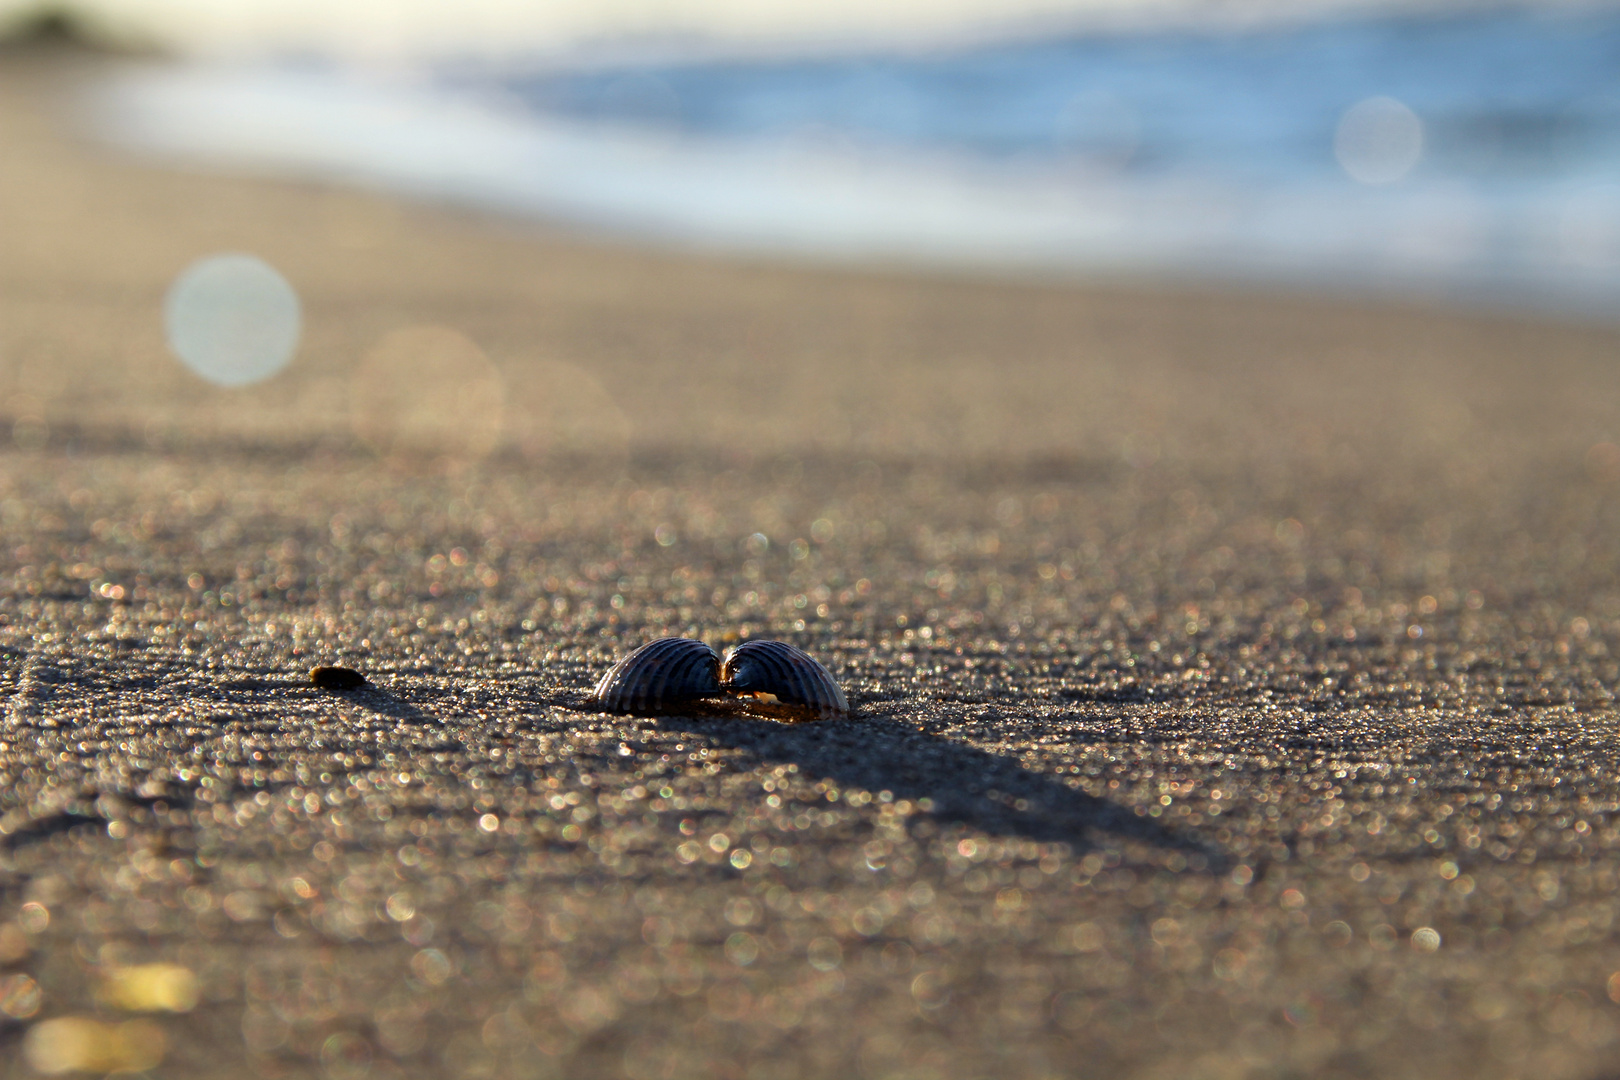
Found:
309,665 -> 367,691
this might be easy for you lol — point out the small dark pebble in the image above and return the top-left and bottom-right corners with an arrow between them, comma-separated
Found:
310,666 -> 367,691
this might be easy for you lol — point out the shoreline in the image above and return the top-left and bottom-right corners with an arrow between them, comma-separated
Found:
7,46 -> 1620,473
81,21 -> 1620,328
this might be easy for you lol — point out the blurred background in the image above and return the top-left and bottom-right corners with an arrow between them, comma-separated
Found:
3,0 -> 1620,482
8,0 -> 1620,316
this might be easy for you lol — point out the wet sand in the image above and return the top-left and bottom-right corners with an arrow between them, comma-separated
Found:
5,41 -> 1620,1080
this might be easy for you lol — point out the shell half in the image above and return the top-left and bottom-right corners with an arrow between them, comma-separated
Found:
588,637 -> 722,715
721,640 -> 849,721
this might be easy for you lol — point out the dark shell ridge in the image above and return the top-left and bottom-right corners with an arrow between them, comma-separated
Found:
588,637 -> 848,720
588,637 -> 721,714
722,639 -> 849,720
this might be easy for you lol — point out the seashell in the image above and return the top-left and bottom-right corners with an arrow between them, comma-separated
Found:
721,639 -> 849,721
589,637 -> 849,720
588,637 -> 722,715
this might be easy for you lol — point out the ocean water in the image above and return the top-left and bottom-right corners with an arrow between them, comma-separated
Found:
99,5 -> 1620,315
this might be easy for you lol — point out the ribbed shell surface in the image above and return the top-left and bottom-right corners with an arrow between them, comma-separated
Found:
589,637 -> 721,715
721,640 -> 849,719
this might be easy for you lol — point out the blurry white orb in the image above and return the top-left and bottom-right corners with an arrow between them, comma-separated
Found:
163,254 -> 301,387
1334,96 -> 1424,185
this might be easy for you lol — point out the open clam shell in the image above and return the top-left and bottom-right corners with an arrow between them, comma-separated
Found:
588,637 -> 722,715
722,639 -> 849,721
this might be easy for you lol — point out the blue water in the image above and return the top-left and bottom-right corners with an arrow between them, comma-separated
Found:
102,6 -> 1620,315
477,9 -> 1620,184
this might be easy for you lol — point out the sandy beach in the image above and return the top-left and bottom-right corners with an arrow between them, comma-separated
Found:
6,37 -> 1620,1079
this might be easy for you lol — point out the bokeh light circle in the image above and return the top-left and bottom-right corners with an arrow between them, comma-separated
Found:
163,253 -> 301,387
504,358 -> 632,466
1334,96 -> 1424,185
351,325 -> 505,465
